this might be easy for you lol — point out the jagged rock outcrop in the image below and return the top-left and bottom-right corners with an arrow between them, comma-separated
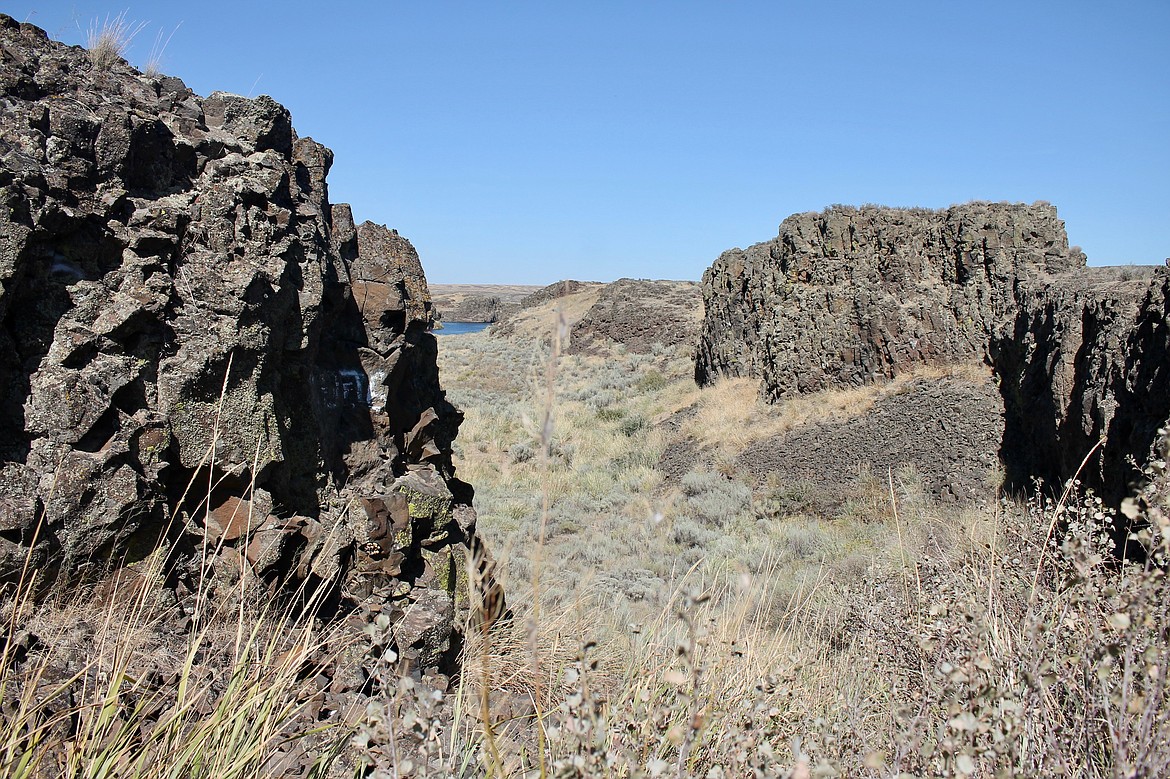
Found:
429,284 -> 547,327
567,278 -> 702,355
517,279 -> 589,309
435,295 -> 510,324
353,219 -> 434,332
696,202 -> 1086,393
697,202 -> 1169,505
0,15 -> 485,675
992,270 -> 1170,503
488,279 -> 600,338
435,294 -> 507,325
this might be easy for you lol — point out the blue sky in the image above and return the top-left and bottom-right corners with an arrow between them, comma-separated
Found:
13,1 -> 1169,283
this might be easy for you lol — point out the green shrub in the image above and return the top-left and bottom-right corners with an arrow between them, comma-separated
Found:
595,407 -> 625,422
618,414 -> 649,437
680,470 -> 752,524
635,370 -> 667,393
508,442 -> 535,463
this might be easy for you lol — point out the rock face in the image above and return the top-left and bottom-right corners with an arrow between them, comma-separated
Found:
0,16 -> 483,673
488,279 -> 602,339
353,220 -> 434,333
697,203 -> 1085,394
697,202 -> 1169,505
517,279 -> 590,309
436,295 -> 510,324
992,269 -> 1170,504
567,279 -> 702,355
429,284 -> 543,327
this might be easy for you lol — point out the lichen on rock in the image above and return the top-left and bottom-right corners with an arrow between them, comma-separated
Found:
0,13 -> 493,681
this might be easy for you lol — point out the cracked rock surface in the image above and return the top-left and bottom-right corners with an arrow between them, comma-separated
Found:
0,15 -> 490,679
698,202 -> 1170,505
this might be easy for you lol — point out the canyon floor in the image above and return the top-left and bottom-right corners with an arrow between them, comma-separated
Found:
427,282 -> 1170,778
3,15 -> 1166,778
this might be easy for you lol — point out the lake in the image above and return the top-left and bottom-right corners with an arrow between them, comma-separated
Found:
433,321 -> 491,336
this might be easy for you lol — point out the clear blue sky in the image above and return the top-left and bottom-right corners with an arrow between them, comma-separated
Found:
12,2 -> 1169,283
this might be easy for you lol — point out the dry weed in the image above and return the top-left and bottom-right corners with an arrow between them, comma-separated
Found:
86,12 -> 146,70
437,322 -> 1166,777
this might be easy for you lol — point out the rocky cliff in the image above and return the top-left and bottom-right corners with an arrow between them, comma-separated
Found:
567,278 -> 702,355
697,202 -> 1169,506
991,269 -> 1170,504
436,295 -> 509,324
0,16 -> 483,673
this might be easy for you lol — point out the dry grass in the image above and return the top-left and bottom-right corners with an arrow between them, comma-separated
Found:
0,560 -> 350,778
450,472 -> 1170,777
690,361 -> 993,462
143,23 -> 180,79
436,323 -> 998,620
434,322 -> 1168,777
492,285 -> 605,345
3,316 -> 1162,777
86,12 -> 146,70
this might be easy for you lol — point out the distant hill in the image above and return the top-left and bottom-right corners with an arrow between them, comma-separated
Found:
485,279 -> 702,354
430,283 -> 541,323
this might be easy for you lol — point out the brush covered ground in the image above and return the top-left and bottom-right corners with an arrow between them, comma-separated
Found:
4,279 -> 1170,778
433,282 -> 1170,777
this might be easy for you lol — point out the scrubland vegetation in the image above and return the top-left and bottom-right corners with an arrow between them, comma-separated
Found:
0,553 -> 346,778
3,307 -> 1168,778
434,308 -> 1170,778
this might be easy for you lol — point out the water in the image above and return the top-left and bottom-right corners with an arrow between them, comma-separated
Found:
432,321 -> 491,336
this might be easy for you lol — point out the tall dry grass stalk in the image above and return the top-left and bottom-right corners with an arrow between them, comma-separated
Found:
527,305 -> 568,777
143,22 -> 180,78
0,533 -> 351,779
0,351 -> 363,779
86,12 -> 146,70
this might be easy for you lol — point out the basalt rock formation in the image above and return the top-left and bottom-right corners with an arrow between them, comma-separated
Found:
488,279 -> 600,339
353,219 -> 435,331
736,373 -> 1006,503
0,16 -> 486,674
435,295 -> 510,324
429,284 -> 548,327
697,202 -> 1169,506
991,268 -> 1170,505
567,278 -> 702,355
517,279 -> 590,309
